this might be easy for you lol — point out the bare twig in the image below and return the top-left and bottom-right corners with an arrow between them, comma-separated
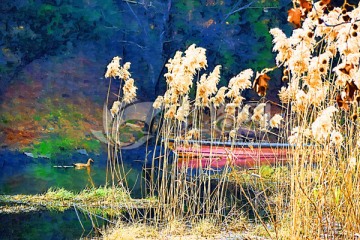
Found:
73,204 -> 85,231
222,1 -> 255,23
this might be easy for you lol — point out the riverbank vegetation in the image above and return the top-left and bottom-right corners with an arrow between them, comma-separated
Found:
0,187 -> 141,214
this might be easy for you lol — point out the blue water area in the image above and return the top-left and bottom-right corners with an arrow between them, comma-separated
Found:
0,146 -> 151,239
0,149 -> 146,195
0,151 -> 106,195
0,209 -> 103,240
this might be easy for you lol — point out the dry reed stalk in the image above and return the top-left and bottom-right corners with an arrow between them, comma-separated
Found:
265,1 -> 360,238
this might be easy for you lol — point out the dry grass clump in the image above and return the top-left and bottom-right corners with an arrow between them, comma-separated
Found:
163,219 -> 188,236
250,224 -> 276,239
103,218 -> 222,240
192,218 -> 221,238
222,210 -> 248,233
103,222 -> 159,240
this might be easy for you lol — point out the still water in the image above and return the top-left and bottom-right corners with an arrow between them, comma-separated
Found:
0,209 -> 102,240
0,148 -> 147,239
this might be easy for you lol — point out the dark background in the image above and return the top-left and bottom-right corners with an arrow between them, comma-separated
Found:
0,0 -> 292,156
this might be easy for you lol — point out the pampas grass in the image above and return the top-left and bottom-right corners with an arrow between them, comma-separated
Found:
102,43 -> 286,237
264,1 -> 360,238
101,1 -> 360,238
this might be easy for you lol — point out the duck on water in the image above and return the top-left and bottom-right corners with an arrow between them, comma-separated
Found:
53,158 -> 94,169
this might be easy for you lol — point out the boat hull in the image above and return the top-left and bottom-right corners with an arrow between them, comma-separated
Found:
171,141 -> 288,168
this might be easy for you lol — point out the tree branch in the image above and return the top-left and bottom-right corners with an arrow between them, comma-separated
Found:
222,1 -> 255,23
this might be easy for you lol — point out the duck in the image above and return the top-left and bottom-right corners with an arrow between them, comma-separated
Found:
73,158 -> 94,169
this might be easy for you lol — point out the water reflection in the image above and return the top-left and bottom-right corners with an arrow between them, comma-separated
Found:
0,148 -> 148,239
0,209 -> 103,240
87,167 -> 96,188
0,157 -> 106,195
0,149 -> 145,196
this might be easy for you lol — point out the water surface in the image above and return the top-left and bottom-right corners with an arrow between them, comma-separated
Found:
0,148 -> 147,239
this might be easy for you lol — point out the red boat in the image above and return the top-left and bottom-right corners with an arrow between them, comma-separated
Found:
169,140 -> 289,169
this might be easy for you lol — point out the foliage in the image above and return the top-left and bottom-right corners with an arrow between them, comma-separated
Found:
0,0 -> 119,73
28,135 -> 101,158
80,139 -> 101,153
1,0 -> 289,101
30,136 -> 75,158
0,87 -> 103,156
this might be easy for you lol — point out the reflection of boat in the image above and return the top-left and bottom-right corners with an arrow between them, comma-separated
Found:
168,139 -> 289,168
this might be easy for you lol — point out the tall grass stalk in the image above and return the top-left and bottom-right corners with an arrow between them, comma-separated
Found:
270,1 -> 360,238
103,44 -> 283,233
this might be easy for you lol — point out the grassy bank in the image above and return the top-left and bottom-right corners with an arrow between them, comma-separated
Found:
0,187 -> 156,216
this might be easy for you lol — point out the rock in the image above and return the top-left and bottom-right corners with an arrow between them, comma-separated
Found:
24,152 -> 34,158
76,149 -> 88,156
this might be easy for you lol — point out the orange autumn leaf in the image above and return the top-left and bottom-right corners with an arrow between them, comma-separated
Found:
345,80 -> 358,101
320,0 -> 331,5
288,8 -> 302,28
300,0 -> 312,12
253,73 -> 271,97
339,63 -> 354,75
336,93 -> 349,110
336,80 -> 359,110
